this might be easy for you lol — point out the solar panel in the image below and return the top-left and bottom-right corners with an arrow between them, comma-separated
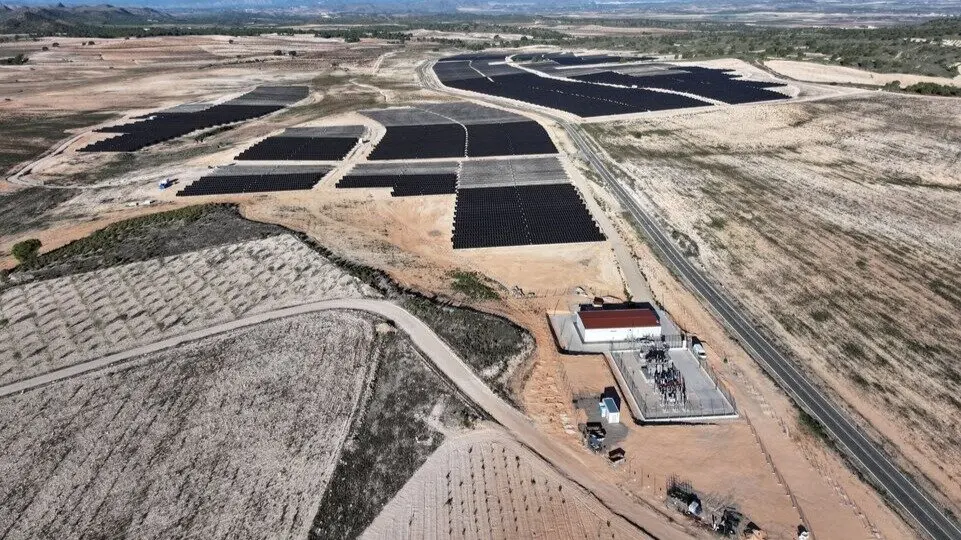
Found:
337,173 -> 457,197
81,86 -> 307,152
466,121 -> 557,157
573,67 -> 787,104
367,124 -> 466,160
237,136 -> 360,161
433,56 -> 790,117
176,171 -> 327,196
452,184 -> 606,249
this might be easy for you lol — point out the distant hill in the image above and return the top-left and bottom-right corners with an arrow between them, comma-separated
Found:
0,4 -> 174,34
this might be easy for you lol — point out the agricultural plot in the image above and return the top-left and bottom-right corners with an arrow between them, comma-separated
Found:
236,126 -> 365,161
452,184 -> 605,249
79,85 -> 308,152
434,53 -> 789,117
0,310 -> 381,540
0,234 -> 369,385
177,165 -> 331,196
309,329 -> 480,540
362,430 -> 643,539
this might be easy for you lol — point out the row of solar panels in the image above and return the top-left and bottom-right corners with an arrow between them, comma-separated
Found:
81,86 -> 308,153
453,184 -> 606,249
368,121 -> 557,160
237,136 -> 360,161
336,173 -> 458,196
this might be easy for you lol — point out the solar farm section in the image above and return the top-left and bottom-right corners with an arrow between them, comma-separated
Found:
80,86 -> 308,152
362,102 -> 558,160
433,53 -> 790,117
337,162 -> 460,196
237,126 -> 365,161
339,102 -> 605,250
177,165 -> 331,196
454,158 -> 605,248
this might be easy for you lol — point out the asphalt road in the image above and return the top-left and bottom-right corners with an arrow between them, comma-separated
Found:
1,298 -> 693,540
563,125 -> 961,540
416,58 -> 961,539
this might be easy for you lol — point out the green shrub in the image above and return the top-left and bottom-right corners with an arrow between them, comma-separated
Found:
11,238 -> 41,263
449,270 -> 500,300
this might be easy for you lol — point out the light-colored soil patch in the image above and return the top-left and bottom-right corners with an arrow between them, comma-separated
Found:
363,428 -> 646,539
588,91 -> 961,511
242,189 -> 623,299
0,234 -> 370,385
0,310 -> 379,540
543,24 -> 680,37
766,59 -> 961,87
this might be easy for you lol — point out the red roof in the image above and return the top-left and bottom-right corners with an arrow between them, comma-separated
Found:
578,308 -> 659,330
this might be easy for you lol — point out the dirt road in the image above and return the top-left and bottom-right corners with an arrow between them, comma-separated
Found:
0,298 -> 695,540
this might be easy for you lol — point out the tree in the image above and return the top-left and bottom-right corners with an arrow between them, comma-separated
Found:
273,49 -> 284,56
11,239 -> 41,264
1,54 -> 28,65
288,50 -> 297,57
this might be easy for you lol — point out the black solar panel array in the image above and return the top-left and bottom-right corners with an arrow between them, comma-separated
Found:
573,67 -> 786,104
367,124 -> 466,160
237,136 -> 359,161
467,121 -> 557,157
366,121 -> 556,160
81,104 -> 283,152
452,184 -> 606,249
441,68 -> 709,117
177,172 -> 325,196
435,56 -> 788,117
337,173 -> 458,197
81,86 -> 308,153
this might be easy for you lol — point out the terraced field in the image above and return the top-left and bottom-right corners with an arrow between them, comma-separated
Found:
0,234 -> 371,385
363,430 -> 644,539
0,311 -> 380,540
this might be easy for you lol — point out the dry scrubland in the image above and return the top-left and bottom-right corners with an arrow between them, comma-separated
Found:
0,33 -> 400,190
766,59 -> 961,88
589,93 -> 961,503
0,234 -> 369,384
362,429 -> 644,539
0,311 -> 380,539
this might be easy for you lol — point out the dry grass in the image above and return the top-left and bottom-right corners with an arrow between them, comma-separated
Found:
589,92 -> 961,504
0,234 -> 371,385
0,310 -> 381,540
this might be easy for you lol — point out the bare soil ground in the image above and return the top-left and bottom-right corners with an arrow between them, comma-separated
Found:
0,310 -> 380,540
766,59 -> 961,87
362,428 -> 647,539
587,91 -> 961,511
0,234 -> 369,385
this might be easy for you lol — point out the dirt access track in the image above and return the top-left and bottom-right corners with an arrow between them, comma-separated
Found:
3,298 -> 698,540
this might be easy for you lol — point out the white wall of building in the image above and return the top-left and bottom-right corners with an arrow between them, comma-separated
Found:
574,315 -> 661,343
